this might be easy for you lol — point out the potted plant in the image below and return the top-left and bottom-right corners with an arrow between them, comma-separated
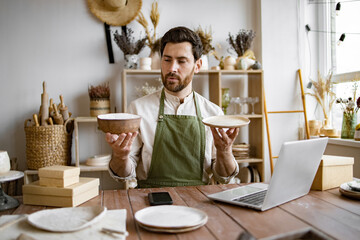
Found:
195,26 -> 215,70
227,29 -> 258,70
306,71 -> 337,136
88,83 -> 111,117
113,27 -> 146,69
137,1 -> 161,69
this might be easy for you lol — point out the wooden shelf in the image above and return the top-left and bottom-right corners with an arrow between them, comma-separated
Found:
236,158 -> 263,164
74,117 -> 109,171
122,69 -> 265,182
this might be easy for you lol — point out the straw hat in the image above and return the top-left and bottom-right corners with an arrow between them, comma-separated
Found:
87,0 -> 142,26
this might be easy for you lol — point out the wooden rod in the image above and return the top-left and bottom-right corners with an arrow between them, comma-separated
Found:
263,90 -> 274,175
267,110 -> 304,114
298,69 -> 310,139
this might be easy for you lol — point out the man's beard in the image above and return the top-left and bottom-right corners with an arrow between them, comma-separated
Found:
161,67 -> 195,93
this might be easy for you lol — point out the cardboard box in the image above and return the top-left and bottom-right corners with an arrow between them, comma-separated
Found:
38,165 -> 80,179
39,175 -> 80,188
311,155 -> 354,191
23,177 -> 99,207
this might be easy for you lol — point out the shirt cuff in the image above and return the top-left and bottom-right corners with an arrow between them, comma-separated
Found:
211,158 -> 239,184
108,162 -> 136,182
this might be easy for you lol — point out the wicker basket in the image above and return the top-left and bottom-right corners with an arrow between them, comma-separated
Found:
24,119 -> 73,170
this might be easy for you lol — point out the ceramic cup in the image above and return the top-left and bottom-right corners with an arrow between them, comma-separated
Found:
0,151 -> 11,174
140,57 -> 152,70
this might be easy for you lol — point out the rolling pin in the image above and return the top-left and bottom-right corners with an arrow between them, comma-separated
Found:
40,81 -> 49,126
59,95 -> 69,121
48,117 -> 54,125
52,103 -> 64,125
49,98 -> 55,117
33,114 -> 39,127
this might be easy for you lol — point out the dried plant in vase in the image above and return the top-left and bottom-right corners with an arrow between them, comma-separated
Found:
137,1 -> 161,54
88,83 -> 111,117
335,81 -> 360,138
227,29 -> 256,57
306,71 -> 336,129
113,27 -> 146,56
195,26 -> 215,55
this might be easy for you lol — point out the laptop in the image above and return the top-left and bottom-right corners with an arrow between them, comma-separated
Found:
207,137 -> 328,211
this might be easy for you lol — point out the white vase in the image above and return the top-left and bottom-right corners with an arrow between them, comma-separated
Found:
150,51 -> 160,70
124,54 -> 139,69
140,57 -> 152,70
200,54 -> 209,70
0,151 -> 10,174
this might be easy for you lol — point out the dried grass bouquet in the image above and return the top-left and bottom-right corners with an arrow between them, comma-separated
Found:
88,83 -> 110,99
137,1 -> 161,53
113,27 -> 146,56
227,29 -> 256,57
306,71 -> 336,120
195,26 -> 215,55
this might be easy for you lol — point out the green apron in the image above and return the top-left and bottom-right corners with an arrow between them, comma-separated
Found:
138,89 -> 206,188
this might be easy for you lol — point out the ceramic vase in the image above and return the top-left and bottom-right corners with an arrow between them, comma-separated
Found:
150,51 -> 161,70
200,54 -> 209,70
124,54 -> 139,69
341,112 -> 356,139
140,57 -> 152,70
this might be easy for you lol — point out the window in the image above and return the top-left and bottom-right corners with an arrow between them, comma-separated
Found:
318,1 -> 360,129
332,1 -> 360,74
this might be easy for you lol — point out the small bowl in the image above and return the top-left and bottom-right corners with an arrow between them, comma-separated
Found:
97,113 -> 141,134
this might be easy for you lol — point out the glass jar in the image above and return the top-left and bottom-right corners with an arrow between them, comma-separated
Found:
221,88 -> 230,114
341,112 -> 357,139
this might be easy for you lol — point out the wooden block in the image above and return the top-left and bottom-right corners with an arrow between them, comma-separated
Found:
38,166 -> 80,179
23,177 -> 99,197
23,187 -> 99,207
39,175 -> 79,188
311,155 -> 354,191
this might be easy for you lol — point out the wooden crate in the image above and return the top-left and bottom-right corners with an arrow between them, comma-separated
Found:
311,155 -> 354,191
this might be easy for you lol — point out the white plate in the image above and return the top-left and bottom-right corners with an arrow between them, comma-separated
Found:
339,182 -> 360,200
0,171 -> 24,182
86,154 -> 111,166
347,180 -> 360,192
238,167 -> 251,183
202,115 -> 250,128
27,206 -> 107,232
137,220 -> 207,233
135,205 -> 208,229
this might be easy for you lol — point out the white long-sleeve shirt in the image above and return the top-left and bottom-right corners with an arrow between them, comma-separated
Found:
109,89 -> 239,187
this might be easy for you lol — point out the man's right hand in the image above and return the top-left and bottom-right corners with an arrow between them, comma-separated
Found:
105,132 -> 138,177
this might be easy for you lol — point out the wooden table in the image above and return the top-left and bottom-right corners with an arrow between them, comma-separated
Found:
1,184 -> 360,239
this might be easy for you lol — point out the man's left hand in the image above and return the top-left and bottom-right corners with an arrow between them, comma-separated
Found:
210,127 -> 239,153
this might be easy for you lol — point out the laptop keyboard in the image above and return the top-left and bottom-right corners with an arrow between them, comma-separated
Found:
233,190 -> 267,206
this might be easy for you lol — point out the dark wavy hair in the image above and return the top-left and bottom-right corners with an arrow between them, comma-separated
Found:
160,26 -> 203,61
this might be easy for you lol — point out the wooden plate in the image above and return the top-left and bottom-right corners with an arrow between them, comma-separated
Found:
202,115 -> 250,128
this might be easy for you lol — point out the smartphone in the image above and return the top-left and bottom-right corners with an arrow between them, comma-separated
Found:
148,192 -> 173,206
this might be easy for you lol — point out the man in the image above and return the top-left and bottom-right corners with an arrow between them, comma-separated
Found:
106,26 -> 239,188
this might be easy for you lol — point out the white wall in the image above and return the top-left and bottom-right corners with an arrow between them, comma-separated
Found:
0,0 -> 265,187
1,0 -> 322,186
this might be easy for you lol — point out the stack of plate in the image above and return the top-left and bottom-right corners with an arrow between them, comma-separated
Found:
238,166 -> 260,183
232,143 -> 250,159
86,154 -> 111,166
339,180 -> 360,200
134,205 -> 208,233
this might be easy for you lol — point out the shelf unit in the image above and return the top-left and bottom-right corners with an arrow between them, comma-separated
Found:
74,117 -> 109,172
122,69 -> 265,181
